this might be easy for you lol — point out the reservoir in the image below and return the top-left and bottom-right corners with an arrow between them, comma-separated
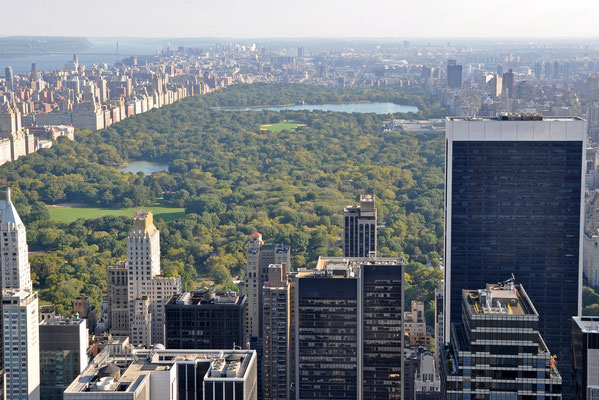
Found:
118,161 -> 169,175
221,102 -> 418,114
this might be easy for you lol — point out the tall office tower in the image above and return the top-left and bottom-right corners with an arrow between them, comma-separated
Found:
441,279 -> 562,398
554,60 -> 560,79
0,188 -> 33,400
586,102 -> 599,144
244,232 -> 290,339
446,59 -> 462,89
343,194 -> 377,257
5,67 -> 13,92
445,114 -> 585,397
2,289 -> 39,400
165,290 -> 246,349
297,46 -> 305,58
1,189 -> 32,291
262,264 -> 290,400
39,318 -> 88,400
295,257 -> 404,400
244,233 -> 290,400
126,211 -> 181,345
572,316 -> 599,399
30,63 -> 36,83
535,61 -> 543,80
106,260 -> 128,336
545,61 -> 553,79
502,68 -> 514,97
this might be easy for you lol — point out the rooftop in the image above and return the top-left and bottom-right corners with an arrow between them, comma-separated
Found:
298,256 -> 404,280
464,278 -> 537,317
315,256 -> 404,271
65,348 -> 255,394
167,290 -> 243,306
447,114 -> 585,122
573,316 -> 599,333
40,317 -> 86,327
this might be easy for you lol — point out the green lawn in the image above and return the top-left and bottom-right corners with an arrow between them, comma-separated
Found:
48,204 -> 186,222
260,120 -> 306,132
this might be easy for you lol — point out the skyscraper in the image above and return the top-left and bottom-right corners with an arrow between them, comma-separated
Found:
446,59 -> 462,89
0,188 -> 40,400
3,289 -> 39,400
441,279 -> 562,397
502,68 -> 515,97
343,194 -> 377,257
5,67 -> 13,92
444,115 -> 586,396
295,257 -> 404,400
262,264 -> 291,400
126,211 -> 181,345
572,316 -> 599,399
30,63 -> 36,83
106,260 -> 128,336
244,233 -> 290,400
244,233 -> 290,339
0,189 -> 32,291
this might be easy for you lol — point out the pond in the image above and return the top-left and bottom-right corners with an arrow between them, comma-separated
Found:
118,161 -> 169,175
221,102 -> 418,114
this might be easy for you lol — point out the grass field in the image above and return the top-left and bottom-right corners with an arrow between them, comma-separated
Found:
48,204 -> 186,222
260,120 -> 306,132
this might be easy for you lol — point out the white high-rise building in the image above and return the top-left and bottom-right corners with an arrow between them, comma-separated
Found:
0,189 -> 32,291
3,289 -> 39,400
126,211 -> 180,346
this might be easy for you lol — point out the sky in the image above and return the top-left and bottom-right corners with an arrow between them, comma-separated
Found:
4,0 -> 599,38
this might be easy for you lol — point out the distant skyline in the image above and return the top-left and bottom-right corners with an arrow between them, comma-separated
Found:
4,0 -> 599,39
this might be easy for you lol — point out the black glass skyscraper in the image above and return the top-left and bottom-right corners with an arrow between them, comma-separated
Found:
444,115 -> 586,397
295,257 -> 404,400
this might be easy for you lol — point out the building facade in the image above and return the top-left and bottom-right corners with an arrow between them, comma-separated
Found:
343,194 -> 377,258
2,289 -> 39,400
165,290 -> 246,350
106,260 -> 128,335
295,257 -> 404,400
447,60 -> 463,89
404,300 -> 431,348
0,189 -> 32,291
441,279 -> 562,398
572,316 -> 599,400
39,318 -> 88,400
445,116 -> 586,395
262,264 -> 291,400
244,233 -> 291,340
126,211 -> 181,346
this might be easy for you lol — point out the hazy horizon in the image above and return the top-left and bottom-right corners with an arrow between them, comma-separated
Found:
4,0 -> 599,39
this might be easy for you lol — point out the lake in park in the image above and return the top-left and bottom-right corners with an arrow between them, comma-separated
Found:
118,161 -> 169,175
222,102 -> 418,114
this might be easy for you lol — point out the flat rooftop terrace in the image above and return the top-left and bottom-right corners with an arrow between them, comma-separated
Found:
65,348 -> 255,394
464,281 -> 536,316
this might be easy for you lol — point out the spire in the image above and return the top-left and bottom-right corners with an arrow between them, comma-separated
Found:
3,188 -> 23,226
